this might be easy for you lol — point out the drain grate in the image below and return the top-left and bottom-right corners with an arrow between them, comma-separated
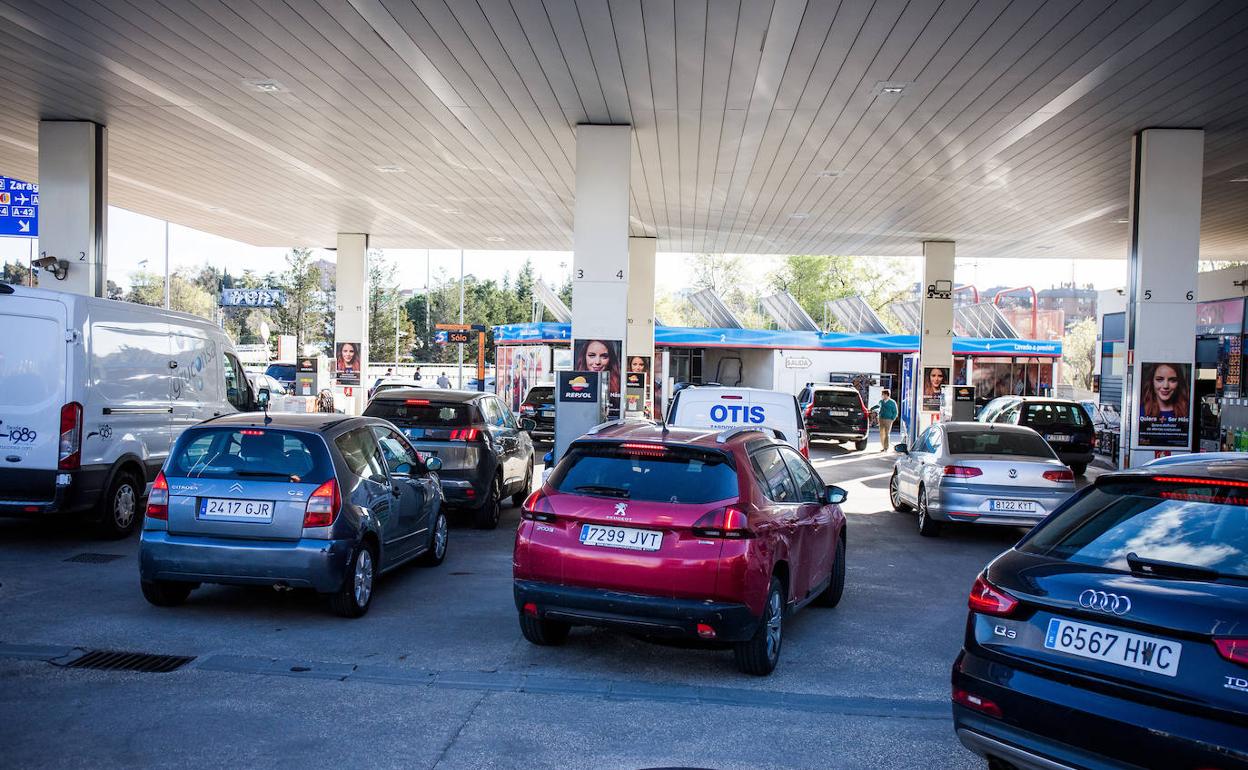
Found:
64,553 -> 125,564
66,650 -> 195,673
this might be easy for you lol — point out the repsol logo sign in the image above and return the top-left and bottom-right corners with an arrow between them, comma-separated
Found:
709,404 -> 766,424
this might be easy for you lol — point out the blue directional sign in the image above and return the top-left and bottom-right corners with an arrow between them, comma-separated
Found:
0,175 -> 38,237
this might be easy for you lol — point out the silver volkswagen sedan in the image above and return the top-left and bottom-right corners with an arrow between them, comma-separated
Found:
888,421 -> 1077,537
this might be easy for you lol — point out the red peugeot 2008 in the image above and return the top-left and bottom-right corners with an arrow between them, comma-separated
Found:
513,422 -> 848,675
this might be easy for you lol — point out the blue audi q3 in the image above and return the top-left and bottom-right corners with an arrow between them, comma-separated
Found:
139,413 -> 448,617
952,454 -> 1248,769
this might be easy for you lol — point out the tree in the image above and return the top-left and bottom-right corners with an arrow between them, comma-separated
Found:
271,248 -> 324,355
367,250 -> 418,363
768,254 -> 912,330
1061,316 -> 1098,392
2,260 -> 32,286
125,270 -> 216,319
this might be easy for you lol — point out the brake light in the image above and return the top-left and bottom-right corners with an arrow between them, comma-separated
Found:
520,488 -> 557,522
619,442 -> 667,456
145,471 -> 169,520
304,479 -> 340,528
952,687 -> 1003,719
692,506 -> 753,539
1214,638 -> 1248,667
405,398 -> 431,406
239,429 -> 265,436
58,402 -> 83,470
449,428 -> 480,441
1153,476 -> 1248,489
968,574 -> 1018,616
943,465 -> 983,479
1043,469 -> 1074,482
719,394 -> 743,400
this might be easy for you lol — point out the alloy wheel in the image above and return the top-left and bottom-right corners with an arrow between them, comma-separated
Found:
765,589 -> 782,662
433,514 -> 448,559
353,549 -> 374,607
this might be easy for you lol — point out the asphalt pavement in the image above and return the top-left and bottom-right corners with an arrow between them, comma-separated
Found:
0,438 -> 1105,769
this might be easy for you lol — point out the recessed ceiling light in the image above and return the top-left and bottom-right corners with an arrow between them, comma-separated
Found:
815,169 -> 842,178
207,206 -> 223,212
1230,177 -> 1248,183
789,212 -> 810,220
1036,245 -> 1054,250
441,207 -> 461,214
375,165 -> 405,173
485,236 -> 506,242
1112,218 -> 1130,224
241,78 -> 287,93
873,81 -> 910,96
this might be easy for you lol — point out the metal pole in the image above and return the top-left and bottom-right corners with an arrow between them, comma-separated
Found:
458,249 -> 465,388
425,249 -> 431,339
394,300 -> 399,363
163,220 -> 171,310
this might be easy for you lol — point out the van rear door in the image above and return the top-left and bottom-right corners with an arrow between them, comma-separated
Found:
0,292 -> 69,501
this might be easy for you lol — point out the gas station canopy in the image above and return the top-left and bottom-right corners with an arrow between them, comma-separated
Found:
0,0 -> 1245,257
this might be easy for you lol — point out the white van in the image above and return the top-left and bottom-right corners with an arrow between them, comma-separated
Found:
666,385 -> 809,457
0,283 -> 259,537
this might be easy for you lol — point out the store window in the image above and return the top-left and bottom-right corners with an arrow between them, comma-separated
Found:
971,357 -> 1015,400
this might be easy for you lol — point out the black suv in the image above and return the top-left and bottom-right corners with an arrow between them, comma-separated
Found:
364,389 -> 535,529
953,455 -> 1248,769
798,384 -> 870,451
519,385 -> 555,441
980,397 -> 1094,475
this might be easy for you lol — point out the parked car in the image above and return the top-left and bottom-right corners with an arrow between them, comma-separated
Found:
248,372 -> 289,398
889,422 -> 1076,537
979,396 -> 1095,475
264,362 -> 297,391
797,384 -> 870,451
363,389 -> 535,529
513,421 -> 848,675
0,282 -> 260,538
952,454 -> 1248,769
519,385 -> 555,441
368,378 -> 421,399
139,413 -> 448,617
667,385 -> 810,456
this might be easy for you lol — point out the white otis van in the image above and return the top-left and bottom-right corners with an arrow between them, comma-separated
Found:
666,385 -> 810,457
0,283 -> 259,537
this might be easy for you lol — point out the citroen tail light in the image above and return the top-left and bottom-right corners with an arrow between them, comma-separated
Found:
145,471 -> 169,520
304,479 -> 340,528
968,574 -> 1018,617
58,402 -> 83,470
692,506 -> 752,539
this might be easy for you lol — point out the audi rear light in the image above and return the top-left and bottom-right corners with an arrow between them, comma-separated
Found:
692,506 -> 753,539
968,574 -> 1018,617
1214,638 -> 1248,667
521,488 -> 557,522
1152,475 -> 1248,489
943,465 -> 983,479
1043,469 -> 1074,482
58,402 -> 83,470
145,471 -> 169,520
304,479 -> 340,528
952,687 -> 1003,719
449,428 -> 480,441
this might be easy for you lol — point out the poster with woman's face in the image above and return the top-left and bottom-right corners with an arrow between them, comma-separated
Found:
922,366 -> 948,411
335,341 -> 362,385
1138,361 -> 1192,448
573,338 -> 622,416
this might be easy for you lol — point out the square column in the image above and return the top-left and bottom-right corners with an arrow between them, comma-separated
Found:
1121,129 -> 1204,467
626,237 -> 657,417
38,121 -> 107,297
914,240 -> 955,439
570,124 -> 631,417
335,233 -> 369,415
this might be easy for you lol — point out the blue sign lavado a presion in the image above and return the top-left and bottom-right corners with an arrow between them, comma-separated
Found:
0,175 -> 38,237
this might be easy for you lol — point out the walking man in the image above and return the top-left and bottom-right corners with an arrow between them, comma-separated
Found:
436,372 -> 452,389
872,389 -> 898,451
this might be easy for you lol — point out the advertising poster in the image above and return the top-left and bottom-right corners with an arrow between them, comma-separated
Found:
496,345 -> 552,412
573,338 -> 621,417
335,341 -> 362,385
900,356 -> 914,438
1137,361 -> 1192,448
922,366 -> 949,412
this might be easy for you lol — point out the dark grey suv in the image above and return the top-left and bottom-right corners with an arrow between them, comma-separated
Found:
364,389 -> 536,529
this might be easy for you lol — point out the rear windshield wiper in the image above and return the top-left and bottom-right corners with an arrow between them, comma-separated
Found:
1126,552 -> 1223,581
574,484 -> 630,499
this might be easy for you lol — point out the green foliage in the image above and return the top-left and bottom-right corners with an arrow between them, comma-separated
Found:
368,250 -> 419,363
125,270 -> 216,319
271,248 -> 325,356
1061,316 -> 1098,391
768,254 -> 911,329
2,260 -> 32,286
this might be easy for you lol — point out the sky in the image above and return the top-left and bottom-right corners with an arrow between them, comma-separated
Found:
0,204 -> 1132,297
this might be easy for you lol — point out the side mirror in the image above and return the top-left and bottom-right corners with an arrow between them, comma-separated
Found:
255,388 -> 270,409
894,443 -> 908,454
425,456 -> 443,472
825,485 -> 848,505
543,450 -> 554,465
519,418 -> 537,432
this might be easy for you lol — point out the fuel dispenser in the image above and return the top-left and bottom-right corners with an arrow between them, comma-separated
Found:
294,356 -> 329,397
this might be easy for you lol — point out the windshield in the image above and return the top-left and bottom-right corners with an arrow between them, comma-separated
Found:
1025,402 -> 1088,428
168,428 -> 333,483
525,387 -> 554,406
266,364 -> 296,380
814,391 -> 861,408
947,430 -> 1055,458
364,400 -> 474,427
1021,479 -> 1248,579
550,444 -> 739,504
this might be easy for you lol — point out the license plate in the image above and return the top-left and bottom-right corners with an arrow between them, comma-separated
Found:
199,498 -> 274,522
829,410 -> 850,417
1046,434 -> 1071,442
579,524 -> 662,551
1044,618 -> 1181,677
990,499 -> 1037,512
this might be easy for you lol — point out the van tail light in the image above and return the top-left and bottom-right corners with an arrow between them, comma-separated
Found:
304,479 -> 341,528
943,465 -> 983,479
692,505 -> 753,539
449,428 -> 480,441
58,402 -> 83,470
1214,638 -> 1248,667
145,471 -> 169,520
952,687 -> 1003,719
1043,469 -> 1074,482
521,488 -> 557,522
968,574 -> 1018,617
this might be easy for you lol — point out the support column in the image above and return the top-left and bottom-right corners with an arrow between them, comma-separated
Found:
38,121 -> 107,297
335,233 -> 369,415
570,124 -> 631,417
1122,129 -> 1204,468
914,240 -> 955,439
626,237 -> 657,416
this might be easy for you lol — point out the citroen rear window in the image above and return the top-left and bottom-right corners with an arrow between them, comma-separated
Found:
364,399 -> 474,426
946,430 -> 1055,458
168,428 -> 333,484
550,443 -> 738,504
1020,478 -> 1248,579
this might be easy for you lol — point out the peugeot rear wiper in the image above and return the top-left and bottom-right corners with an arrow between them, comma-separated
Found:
1126,552 -> 1223,581
574,484 -> 630,499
